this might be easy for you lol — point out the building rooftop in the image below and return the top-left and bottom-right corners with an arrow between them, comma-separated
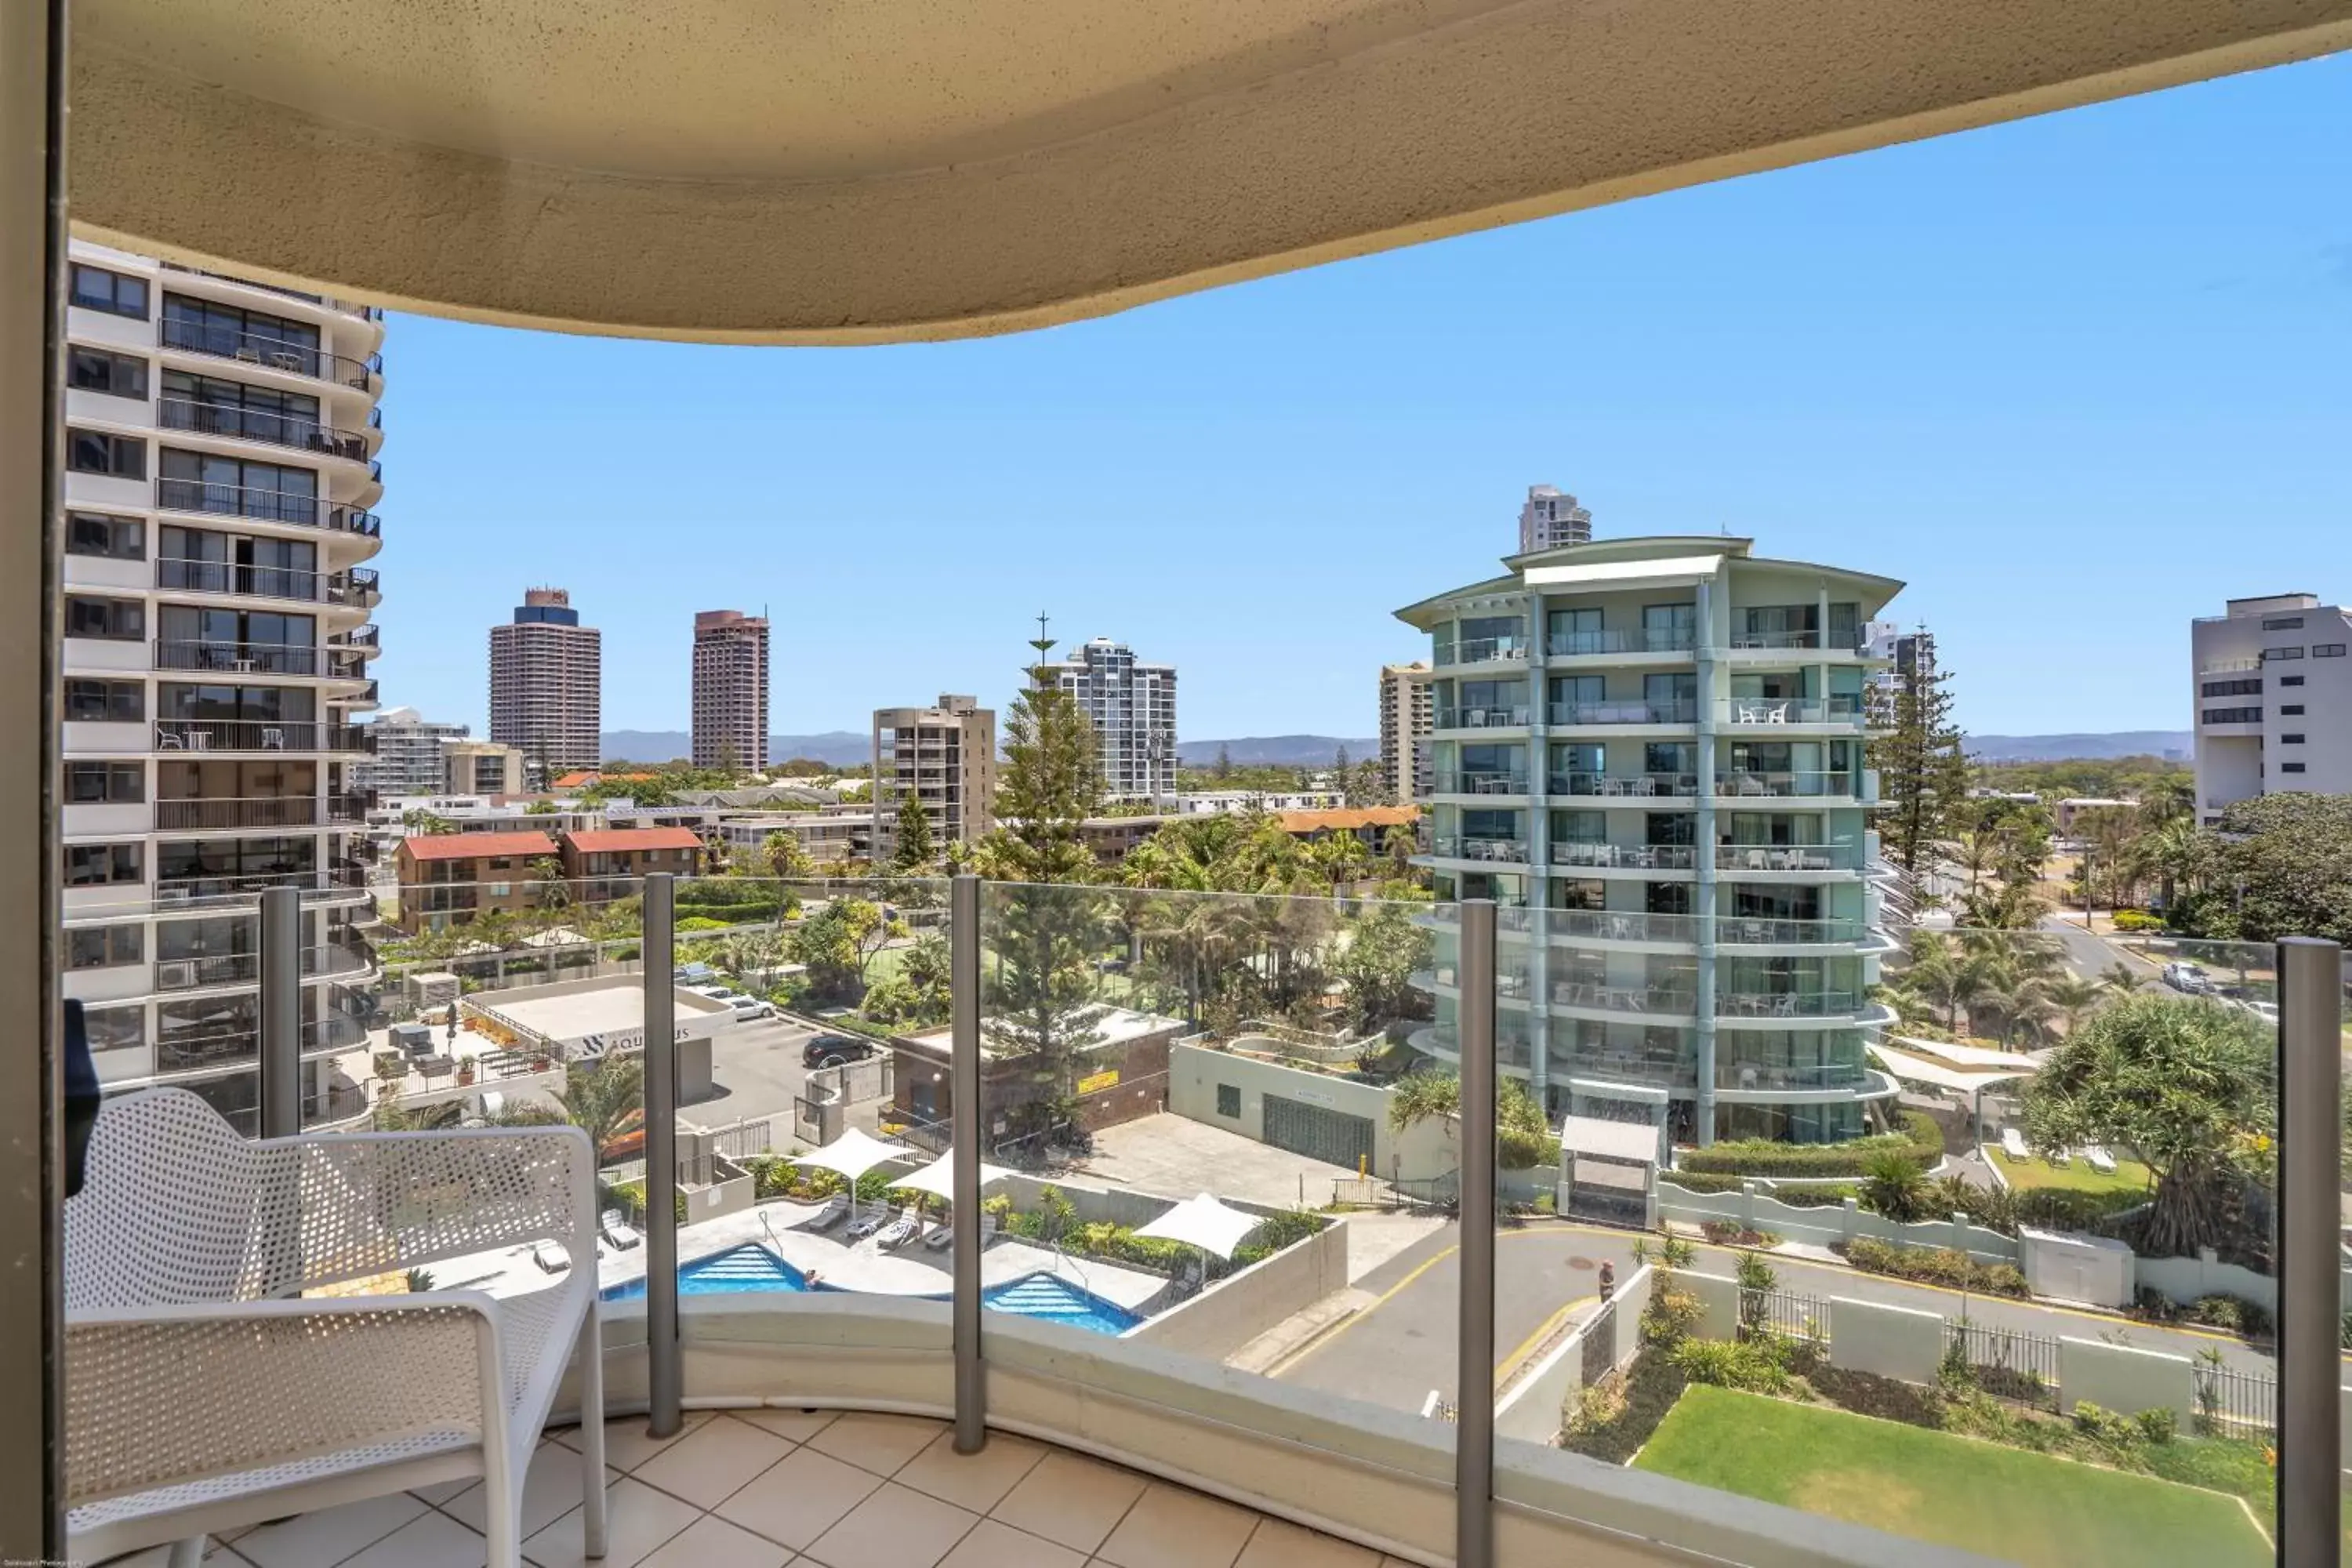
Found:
566,826 -> 704,853
1275,807 -> 1420,833
399,830 -> 560,862
895,1004 -> 1185,1062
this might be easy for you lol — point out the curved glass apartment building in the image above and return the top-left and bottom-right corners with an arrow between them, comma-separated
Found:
1399,535 -> 1904,1145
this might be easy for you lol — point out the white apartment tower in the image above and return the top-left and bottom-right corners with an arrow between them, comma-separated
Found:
691,609 -> 770,771
355,706 -> 467,797
1518,485 -> 1594,553
1378,662 -> 1435,804
1040,637 -> 1178,799
489,587 -> 601,773
2192,593 -> 2351,826
873,695 -> 997,862
60,241 -> 387,1132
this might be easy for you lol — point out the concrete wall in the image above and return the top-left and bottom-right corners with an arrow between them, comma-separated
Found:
1495,1264 -> 1655,1448
2019,1227 -> 2135,1309
1682,1271 -> 1741,1343
2060,1337 -> 2196,1422
1827,1297 -> 1944,1385
1170,1040 -> 1460,1183
1131,1220 -> 1349,1359
1658,1181 -> 2014,1265
2134,1249 -> 2284,1315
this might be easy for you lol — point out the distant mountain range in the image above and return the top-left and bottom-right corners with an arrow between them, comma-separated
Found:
1964,731 -> 2191,763
599,730 -> 1381,769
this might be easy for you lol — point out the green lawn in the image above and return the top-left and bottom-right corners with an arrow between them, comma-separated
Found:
1987,1145 -> 2154,1197
1633,1386 -> 2267,1568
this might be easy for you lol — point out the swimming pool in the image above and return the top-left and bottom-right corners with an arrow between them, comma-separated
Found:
601,1243 -> 1142,1336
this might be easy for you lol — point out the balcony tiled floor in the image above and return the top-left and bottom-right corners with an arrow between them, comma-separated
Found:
107,1410 -> 1413,1568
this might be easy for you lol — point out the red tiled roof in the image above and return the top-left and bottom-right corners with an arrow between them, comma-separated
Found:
400,831 -> 560,862
564,827 -> 703,853
551,771 -> 600,789
1275,807 -> 1421,833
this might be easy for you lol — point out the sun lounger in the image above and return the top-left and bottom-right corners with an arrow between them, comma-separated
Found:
924,1224 -> 954,1252
804,1193 -> 851,1230
600,1208 -> 641,1250
532,1239 -> 571,1274
2000,1127 -> 2029,1161
2082,1146 -> 2117,1175
876,1214 -> 919,1250
847,1206 -> 891,1240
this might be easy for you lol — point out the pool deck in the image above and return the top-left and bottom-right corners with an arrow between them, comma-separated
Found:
423,1195 -> 1170,1312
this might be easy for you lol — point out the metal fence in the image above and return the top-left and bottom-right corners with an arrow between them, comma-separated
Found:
1944,1318 -> 2063,1410
2197,1361 -> 2279,1436
1738,1287 -> 1831,1345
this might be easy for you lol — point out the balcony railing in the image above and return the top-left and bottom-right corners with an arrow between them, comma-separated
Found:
1547,771 -> 1698,799
1434,705 -> 1531,729
1433,635 -> 1530,666
1428,834 -> 1528,862
1719,697 -> 1867,726
157,397 -> 372,462
155,477 -> 383,537
1715,842 -> 1860,871
154,720 -> 368,753
155,557 -> 322,602
152,640 -> 318,676
154,794 -> 365,830
1432,770 -> 1528,795
152,864 -> 365,902
1715,989 -> 1864,1018
1714,1059 -> 1868,1090
1561,1047 -> 1693,1085
327,568 -> 381,606
1548,627 -> 1697,656
1714,770 -> 1862,799
1548,840 -> 1697,870
158,315 -> 376,389
1726,628 -> 1866,651
1549,699 -> 1697,726
1550,978 -> 1698,1016
334,625 -> 380,652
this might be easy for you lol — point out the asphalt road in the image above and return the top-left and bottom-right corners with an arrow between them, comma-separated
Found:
690,1015 -> 822,1130
2034,915 -> 2158,987
1272,1221 -> 2281,1417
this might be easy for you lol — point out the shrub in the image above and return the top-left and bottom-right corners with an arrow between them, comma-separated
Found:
1843,1236 -> 2027,1296
1659,1235 -> 1697,1270
1642,1286 -> 1703,1349
2135,1406 -> 2178,1444
1771,1182 -> 1863,1208
1232,1210 -> 1327,1267
1676,1112 -> 1941,1178
2111,910 -> 2165,933
1668,1334 -> 1794,1395
1861,1149 -> 1929,1221
2184,1294 -> 2271,1341
2071,1401 -> 2143,1450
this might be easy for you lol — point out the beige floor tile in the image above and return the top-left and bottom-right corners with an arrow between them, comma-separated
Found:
410,1475 -> 481,1508
712,1446 -> 883,1551
1092,1482 -> 1260,1568
1233,1518 -> 1377,1568
894,1429 -> 1047,1514
804,1412 -> 950,1478
440,1441 -> 620,1539
802,1481 -> 979,1568
636,1513 -> 796,1568
736,1406 -> 839,1443
937,1518 -> 1088,1568
339,1510 -> 490,1568
989,1450 -> 1148,1555
633,1414 -> 798,1510
235,1491 -> 427,1568
523,1476 -> 701,1568
555,1410 -> 712,1472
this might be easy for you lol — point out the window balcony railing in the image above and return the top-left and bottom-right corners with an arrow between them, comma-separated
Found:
158,316 -> 377,390
152,640 -> 318,676
1719,697 -> 1868,727
1549,699 -> 1697,727
1548,840 -> 1697,870
1547,907 -> 1704,943
1547,626 -> 1697,656
155,477 -> 383,537
156,397 -> 372,462
1714,770 -> 1861,799
152,864 -> 363,902
1432,770 -> 1528,795
153,720 -> 368,753
326,568 -> 381,606
332,624 -> 380,652
1725,628 -> 1867,652
1715,841 -> 1860,871
1433,635 -> 1530,666
154,557 -> 323,602
154,794 -> 347,830
1715,989 -> 1864,1018
1427,834 -> 1528,863
1547,771 -> 1699,799
1550,978 -> 1698,1015
1561,1046 -> 1693,1085
1434,704 -> 1531,729
1714,1058 -> 1869,1091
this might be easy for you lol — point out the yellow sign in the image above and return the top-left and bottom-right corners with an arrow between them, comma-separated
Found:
1076,1069 -> 1120,1096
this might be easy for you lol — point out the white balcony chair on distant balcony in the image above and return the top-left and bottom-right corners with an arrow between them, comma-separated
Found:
64,1089 -> 608,1568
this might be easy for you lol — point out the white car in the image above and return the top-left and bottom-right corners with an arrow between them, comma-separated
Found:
690,985 -> 775,1022
2161,961 -> 2213,994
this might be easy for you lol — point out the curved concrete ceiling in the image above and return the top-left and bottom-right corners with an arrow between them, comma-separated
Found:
67,0 -> 2352,343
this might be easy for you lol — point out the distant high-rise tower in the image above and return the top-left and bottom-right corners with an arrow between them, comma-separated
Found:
1518,485 -> 1593,552
873,695 -> 997,862
489,587 -> 601,772
1037,636 -> 1178,799
691,609 -> 771,771
1378,662 -> 1435,804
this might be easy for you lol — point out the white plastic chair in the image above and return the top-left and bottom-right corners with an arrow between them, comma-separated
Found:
64,1089 -> 608,1568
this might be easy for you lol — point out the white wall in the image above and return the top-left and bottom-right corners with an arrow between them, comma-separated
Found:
1129,1220 -> 1350,1359
2060,1337 -> 2196,1422
1827,1297 -> 1943,1385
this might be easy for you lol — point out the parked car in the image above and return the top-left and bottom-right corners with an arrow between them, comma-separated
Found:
690,985 -> 774,1022
803,1033 -> 878,1069
2161,961 -> 2214,994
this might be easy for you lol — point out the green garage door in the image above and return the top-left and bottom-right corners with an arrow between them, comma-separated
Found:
1262,1093 -> 1376,1171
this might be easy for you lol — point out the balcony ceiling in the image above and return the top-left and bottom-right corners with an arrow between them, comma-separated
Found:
69,0 -> 2352,344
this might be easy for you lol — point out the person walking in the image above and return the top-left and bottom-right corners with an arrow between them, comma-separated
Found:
1598,1259 -> 1616,1303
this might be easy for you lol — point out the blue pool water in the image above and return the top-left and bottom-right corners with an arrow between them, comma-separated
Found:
602,1244 -> 1142,1335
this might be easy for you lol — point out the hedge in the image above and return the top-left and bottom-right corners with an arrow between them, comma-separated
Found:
1675,1111 -> 1942,1178
1844,1234 -> 2026,1296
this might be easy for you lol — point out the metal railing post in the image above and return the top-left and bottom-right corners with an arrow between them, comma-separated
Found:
643,874 -> 682,1438
2278,936 -> 2343,1568
257,885 -> 302,1138
950,873 -> 987,1452
1455,898 -> 1497,1568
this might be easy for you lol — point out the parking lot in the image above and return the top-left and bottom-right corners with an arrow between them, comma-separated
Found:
689,1014 -> 881,1135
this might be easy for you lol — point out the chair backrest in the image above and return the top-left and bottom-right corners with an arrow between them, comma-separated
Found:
66,1089 -> 285,1309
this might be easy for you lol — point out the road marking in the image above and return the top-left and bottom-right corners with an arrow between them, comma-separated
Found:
1494,1293 -> 1599,1391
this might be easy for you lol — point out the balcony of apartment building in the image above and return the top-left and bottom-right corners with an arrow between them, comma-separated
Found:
158,310 -> 383,394
1545,622 -> 1700,664
155,394 -> 378,467
153,716 -> 369,754
154,474 -> 383,541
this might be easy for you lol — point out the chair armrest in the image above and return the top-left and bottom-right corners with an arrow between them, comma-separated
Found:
65,1294 -> 503,1510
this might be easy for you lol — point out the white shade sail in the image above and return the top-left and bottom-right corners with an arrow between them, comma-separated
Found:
886,1152 -> 1013,1203
1132,1192 -> 1263,1261
789,1127 -> 913,1182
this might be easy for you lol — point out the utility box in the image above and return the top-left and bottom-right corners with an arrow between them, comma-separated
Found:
406,971 -> 459,1011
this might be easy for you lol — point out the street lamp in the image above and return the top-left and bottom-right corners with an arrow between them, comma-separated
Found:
2082,846 -> 2094,932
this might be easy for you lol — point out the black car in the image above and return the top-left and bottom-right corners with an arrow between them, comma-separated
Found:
802,1033 -> 878,1069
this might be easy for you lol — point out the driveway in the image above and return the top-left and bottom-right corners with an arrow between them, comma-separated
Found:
691,1015 -> 821,1131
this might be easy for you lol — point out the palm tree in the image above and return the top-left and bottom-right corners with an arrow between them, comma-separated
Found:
556,1054 -> 644,1163
1861,1149 -> 1928,1221
2045,974 -> 2101,1036
2098,960 -> 2145,999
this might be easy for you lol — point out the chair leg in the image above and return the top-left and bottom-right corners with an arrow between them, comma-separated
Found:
167,1537 -> 205,1568
578,1302 -> 609,1559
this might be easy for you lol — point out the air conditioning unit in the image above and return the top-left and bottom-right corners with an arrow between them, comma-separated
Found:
156,960 -> 196,989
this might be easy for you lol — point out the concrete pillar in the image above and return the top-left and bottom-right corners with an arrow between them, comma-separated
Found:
1693,578 -> 1719,1146
1523,587 -> 1551,1108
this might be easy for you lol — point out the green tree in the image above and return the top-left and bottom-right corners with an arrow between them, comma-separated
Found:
402,809 -> 457,835
527,856 -> 570,912
2176,793 -> 2352,944
763,827 -> 814,882
981,648 -> 1103,885
1860,1148 -> 1928,1221
556,1054 -> 644,1163
1386,1070 -> 1554,1169
891,794 -> 937,873
1333,901 -> 1434,1034
1868,655 -> 1969,877
2045,973 -> 2101,1036
1214,742 -> 1232,783
792,897 -> 891,1001
2021,992 -> 2272,1257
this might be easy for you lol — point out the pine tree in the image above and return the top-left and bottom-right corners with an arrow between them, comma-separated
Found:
987,654 -> 1104,885
1869,659 -> 1969,877
1214,742 -> 1232,782
891,793 -> 936,873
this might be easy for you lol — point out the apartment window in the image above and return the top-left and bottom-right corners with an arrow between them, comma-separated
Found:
2262,616 -> 2305,630
67,429 -> 147,479
2282,763 -> 2307,775
65,512 -> 147,564
1216,1083 -> 1241,1119
69,347 -> 150,399
2281,675 -> 2306,687
2262,646 -> 2304,662
2200,678 -> 2260,699
67,762 -> 145,804
68,924 -> 144,970
2280,734 -> 2306,746
64,596 -> 145,641
162,295 -> 320,359
65,678 -> 143,723
2282,705 -> 2306,716
2201,707 -> 2261,724
70,263 -> 149,319
2318,644 -> 2347,658
84,1005 -> 146,1053
66,843 -> 143,887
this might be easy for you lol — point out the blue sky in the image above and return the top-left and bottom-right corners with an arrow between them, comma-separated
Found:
376,53 -> 2350,746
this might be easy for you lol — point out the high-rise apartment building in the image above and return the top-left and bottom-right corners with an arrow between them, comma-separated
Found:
1860,623 -> 1937,720
58,241 -> 387,1131
1400,532 -> 1900,1145
1517,485 -> 1594,553
441,739 -> 529,796
489,587 -> 601,773
356,706 -> 467,797
2192,592 -> 2351,826
691,609 -> 770,771
873,695 -> 997,863
1378,662 -> 1434,804
1038,637 -> 1178,799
